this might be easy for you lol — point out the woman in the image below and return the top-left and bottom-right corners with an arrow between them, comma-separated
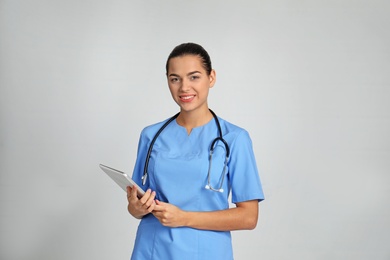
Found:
127,43 -> 264,259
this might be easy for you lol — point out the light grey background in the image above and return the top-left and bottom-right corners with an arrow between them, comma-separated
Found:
1,0 -> 389,259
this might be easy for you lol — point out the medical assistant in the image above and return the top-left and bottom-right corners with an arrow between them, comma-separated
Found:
130,116 -> 264,260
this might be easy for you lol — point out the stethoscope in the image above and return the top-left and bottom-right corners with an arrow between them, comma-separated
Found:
142,109 -> 230,192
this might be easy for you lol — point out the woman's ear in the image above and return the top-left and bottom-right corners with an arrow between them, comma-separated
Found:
209,69 -> 216,88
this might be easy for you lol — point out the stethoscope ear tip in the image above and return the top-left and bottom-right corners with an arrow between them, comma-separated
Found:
142,173 -> 148,185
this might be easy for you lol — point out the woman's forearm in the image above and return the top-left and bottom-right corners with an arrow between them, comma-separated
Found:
183,200 -> 259,231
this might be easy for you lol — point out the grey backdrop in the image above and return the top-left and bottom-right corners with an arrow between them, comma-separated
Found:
1,1 -> 389,259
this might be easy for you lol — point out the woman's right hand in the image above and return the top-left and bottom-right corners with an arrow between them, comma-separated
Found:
127,186 -> 156,219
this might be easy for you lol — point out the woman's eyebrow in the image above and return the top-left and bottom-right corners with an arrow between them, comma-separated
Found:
168,71 -> 201,77
187,71 -> 201,76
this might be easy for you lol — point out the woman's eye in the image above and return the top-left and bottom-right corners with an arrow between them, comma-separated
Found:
190,75 -> 200,80
170,78 -> 179,83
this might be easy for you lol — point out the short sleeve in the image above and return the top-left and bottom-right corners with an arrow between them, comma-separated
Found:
229,130 -> 264,203
131,130 -> 149,188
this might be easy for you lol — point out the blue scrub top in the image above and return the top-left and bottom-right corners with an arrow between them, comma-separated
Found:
131,116 -> 264,260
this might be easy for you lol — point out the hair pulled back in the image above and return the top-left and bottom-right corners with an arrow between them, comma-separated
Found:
165,43 -> 212,75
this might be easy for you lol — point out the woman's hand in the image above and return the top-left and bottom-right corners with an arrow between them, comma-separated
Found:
152,200 -> 187,227
127,186 -> 156,219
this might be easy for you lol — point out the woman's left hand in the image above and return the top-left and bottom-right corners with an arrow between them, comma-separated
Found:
152,200 -> 186,228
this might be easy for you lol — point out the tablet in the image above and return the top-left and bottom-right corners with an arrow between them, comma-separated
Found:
99,164 -> 145,198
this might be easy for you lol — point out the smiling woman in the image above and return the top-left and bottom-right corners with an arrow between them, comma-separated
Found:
126,43 -> 264,260
167,54 -> 216,131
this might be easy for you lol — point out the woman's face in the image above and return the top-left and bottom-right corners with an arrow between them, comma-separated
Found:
167,55 -> 216,114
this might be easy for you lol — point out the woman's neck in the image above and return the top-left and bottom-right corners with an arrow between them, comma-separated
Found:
176,108 -> 213,135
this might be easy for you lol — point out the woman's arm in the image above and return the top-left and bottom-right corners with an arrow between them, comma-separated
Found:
152,200 -> 259,231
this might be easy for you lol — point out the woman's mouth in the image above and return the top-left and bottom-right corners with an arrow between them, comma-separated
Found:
179,95 -> 195,102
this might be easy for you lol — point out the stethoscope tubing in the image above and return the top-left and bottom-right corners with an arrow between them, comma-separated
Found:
142,112 -> 179,185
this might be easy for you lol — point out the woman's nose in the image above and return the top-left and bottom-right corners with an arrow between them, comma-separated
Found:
180,79 -> 191,91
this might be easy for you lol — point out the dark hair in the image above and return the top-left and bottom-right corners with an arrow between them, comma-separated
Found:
165,43 -> 212,75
